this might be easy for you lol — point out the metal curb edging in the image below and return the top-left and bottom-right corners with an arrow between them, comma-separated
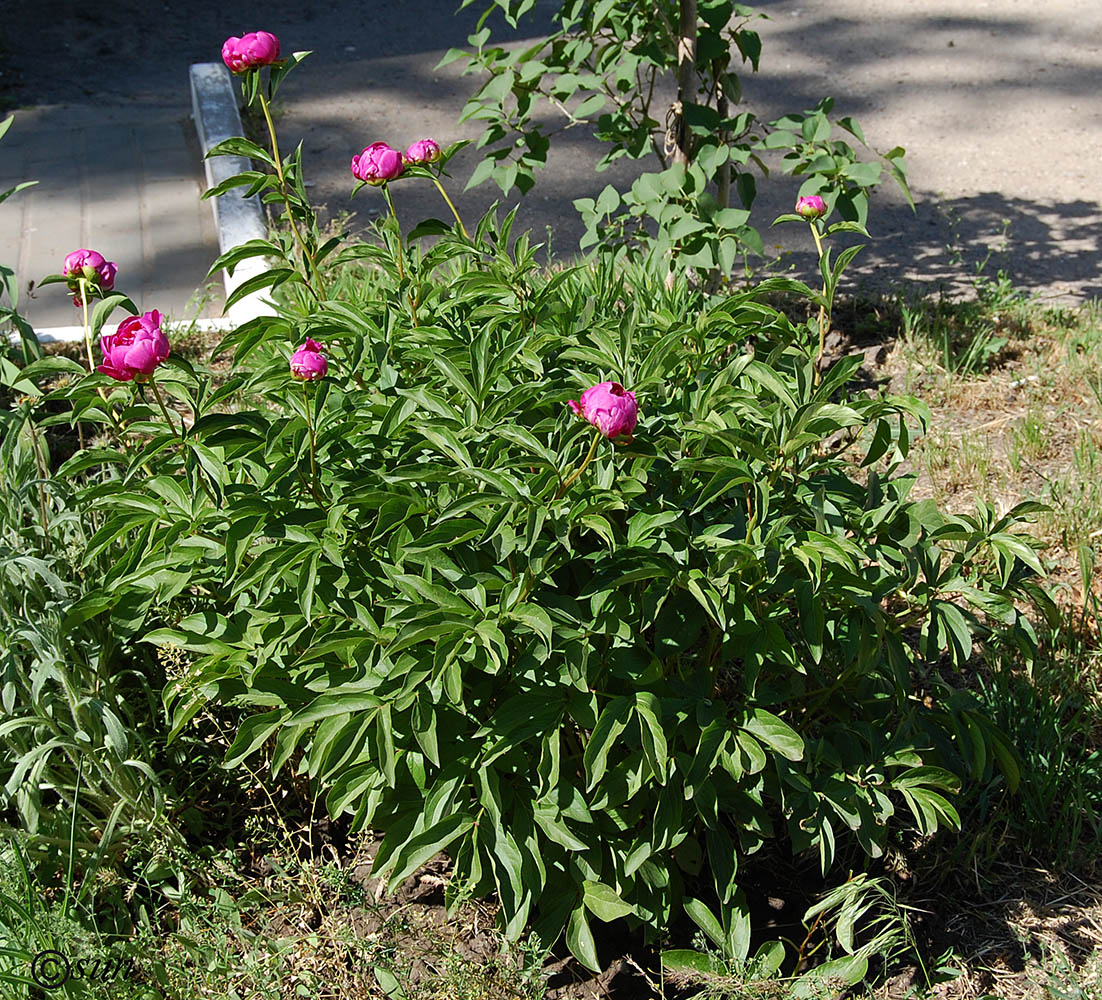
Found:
189,61 -> 276,327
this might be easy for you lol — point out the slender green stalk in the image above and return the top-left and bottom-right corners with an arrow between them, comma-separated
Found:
509,430 -> 606,608
25,417 -> 51,550
151,376 -> 218,505
381,181 -> 406,281
257,88 -> 326,302
430,175 -> 470,238
809,221 -> 829,385
78,279 -> 95,372
554,429 -> 603,500
150,377 -> 182,440
303,382 -> 323,503
77,278 -> 127,435
76,279 -> 92,448
381,181 -> 421,324
61,755 -> 83,921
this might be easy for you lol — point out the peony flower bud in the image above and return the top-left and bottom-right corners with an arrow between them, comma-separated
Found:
221,31 -> 282,73
795,195 -> 828,220
350,142 -> 404,185
404,139 -> 442,165
567,381 -> 639,442
97,310 -> 169,382
289,338 -> 328,381
64,248 -> 118,306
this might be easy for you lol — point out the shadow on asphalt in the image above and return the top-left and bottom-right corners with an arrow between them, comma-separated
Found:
6,1 -> 1099,302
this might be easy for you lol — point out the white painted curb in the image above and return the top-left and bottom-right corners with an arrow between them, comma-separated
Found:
189,61 -> 276,326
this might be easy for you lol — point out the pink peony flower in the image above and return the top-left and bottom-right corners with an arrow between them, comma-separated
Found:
64,248 -> 118,305
289,338 -> 328,380
404,139 -> 442,165
567,381 -> 639,442
221,31 -> 282,73
351,142 -> 404,185
795,195 -> 828,220
97,310 -> 169,382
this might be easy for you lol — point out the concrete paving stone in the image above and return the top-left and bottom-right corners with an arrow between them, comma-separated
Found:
0,102 -> 224,331
4,0 -> 1102,325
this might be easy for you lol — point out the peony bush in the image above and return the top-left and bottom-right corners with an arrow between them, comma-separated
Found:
3,23 -> 1051,987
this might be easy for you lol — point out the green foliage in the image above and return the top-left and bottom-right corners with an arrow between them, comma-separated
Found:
0,44 -> 1053,985
0,317 -> 173,864
0,419 -> 173,852
14,206 -> 1043,969
664,874 -> 915,997
899,271 -> 1027,380
960,622 -> 1102,868
451,2 -> 911,270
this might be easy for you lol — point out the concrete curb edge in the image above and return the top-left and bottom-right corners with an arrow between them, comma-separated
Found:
188,61 -> 275,327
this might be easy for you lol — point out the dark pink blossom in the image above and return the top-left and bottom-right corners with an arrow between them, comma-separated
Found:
351,142 -> 404,185
290,338 -> 328,381
97,310 -> 169,382
567,381 -> 639,442
221,31 -> 281,73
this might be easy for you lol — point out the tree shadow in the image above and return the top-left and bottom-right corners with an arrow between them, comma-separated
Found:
5,1 -> 1100,303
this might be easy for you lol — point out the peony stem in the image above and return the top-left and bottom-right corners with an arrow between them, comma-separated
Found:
381,182 -> 406,280
257,88 -> 326,302
809,221 -> 829,386
78,278 -> 122,431
303,381 -> 322,502
381,181 -> 419,325
150,376 -> 182,441
152,375 -> 219,505
430,175 -> 470,238
555,429 -> 602,500
26,418 -> 51,549
78,279 -> 95,372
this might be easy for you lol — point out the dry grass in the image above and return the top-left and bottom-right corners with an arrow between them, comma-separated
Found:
876,862 -> 1102,1000
872,293 -> 1102,628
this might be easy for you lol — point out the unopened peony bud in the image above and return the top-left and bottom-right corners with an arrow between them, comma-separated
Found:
351,142 -> 404,185
404,139 -> 442,165
221,31 -> 282,73
64,248 -> 118,306
795,195 -> 828,220
290,339 -> 328,380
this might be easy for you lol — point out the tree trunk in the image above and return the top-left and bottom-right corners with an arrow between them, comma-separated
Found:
672,0 -> 697,168
667,0 -> 699,291
716,85 -> 731,210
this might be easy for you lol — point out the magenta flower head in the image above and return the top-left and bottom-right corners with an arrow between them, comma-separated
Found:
795,194 -> 828,220
221,31 -> 282,73
290,338 -> 328,381
567,381 -> 639,442
63,248 -> 118,305
351,142 -> 404,185
404,139 -> 442,165
97,310 -> 169,382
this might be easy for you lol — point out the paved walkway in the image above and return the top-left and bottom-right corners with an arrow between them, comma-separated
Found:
2,0 -> 1100,326
273,0 -> 1102,303
0,104 -> 222,331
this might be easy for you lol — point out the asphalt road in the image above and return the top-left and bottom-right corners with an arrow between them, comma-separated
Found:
3,0 -> 1100,301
